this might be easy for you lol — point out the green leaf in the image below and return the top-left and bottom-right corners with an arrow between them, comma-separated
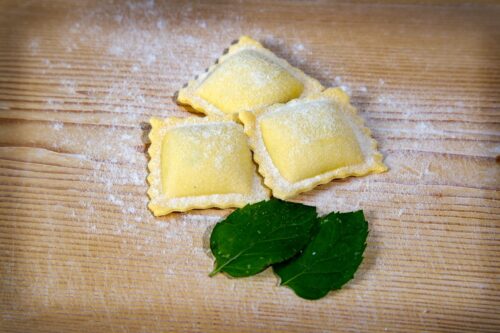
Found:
209,199 -> 318,277
273,210 -> 368,300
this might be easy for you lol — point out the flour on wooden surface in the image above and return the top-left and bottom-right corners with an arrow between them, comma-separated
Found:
24,0 -> 346,240
52,121 -> 64,131
333,76 -> 353,96
23,0 -> 491,252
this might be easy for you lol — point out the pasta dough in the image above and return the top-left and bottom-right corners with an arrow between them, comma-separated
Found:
240,88 -> 387,199
147,116 -> 269,216
177,36 -> 323,117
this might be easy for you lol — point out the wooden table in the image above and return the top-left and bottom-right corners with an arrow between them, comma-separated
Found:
1,1 -> 499,332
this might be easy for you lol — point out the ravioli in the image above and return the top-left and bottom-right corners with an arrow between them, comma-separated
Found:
147,117 -> 269,216
177,36 -> 323,117
240,88 -> 388,199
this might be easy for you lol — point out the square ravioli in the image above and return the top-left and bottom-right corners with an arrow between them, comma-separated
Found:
147,116 -> 269,216
240,88 -> 388,199
177,36 -> 323,117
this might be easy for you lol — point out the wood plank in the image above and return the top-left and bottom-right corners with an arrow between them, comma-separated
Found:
0,0 -> 499,332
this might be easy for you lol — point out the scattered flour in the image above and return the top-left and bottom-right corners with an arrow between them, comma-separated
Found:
59,79 -> 77,94
196,20 -> 207,29
25,1 -> 488,260
333,76 -> 352,95
108,194 -> 124,207
38,0 -> 336,205
52,121 -> 64,131
30,0 -> 402,238
293,43 -> 305,52
29,38 -> 40,52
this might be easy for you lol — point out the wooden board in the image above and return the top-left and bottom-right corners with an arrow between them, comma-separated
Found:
0,0 -> 499,332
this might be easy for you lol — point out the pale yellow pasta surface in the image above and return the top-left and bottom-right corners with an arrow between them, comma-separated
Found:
177,36 -> 323,117
147,117 -> 269,216
240,88 -> 388,199
260,101 -> 363,183
197,50 -> 304,115
161,123 -> 254,197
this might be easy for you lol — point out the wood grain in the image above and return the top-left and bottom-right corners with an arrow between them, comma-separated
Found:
0,0 -> 499,332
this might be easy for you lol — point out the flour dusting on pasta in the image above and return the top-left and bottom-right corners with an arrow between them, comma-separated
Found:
21,0 -> 488,256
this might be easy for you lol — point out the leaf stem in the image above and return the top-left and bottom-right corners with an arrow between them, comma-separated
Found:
209,267 -> 222,277
208,249 -> 247,277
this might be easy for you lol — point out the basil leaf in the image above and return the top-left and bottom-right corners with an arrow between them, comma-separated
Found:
273,210 -> 368,300
209,199 -> 318,277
